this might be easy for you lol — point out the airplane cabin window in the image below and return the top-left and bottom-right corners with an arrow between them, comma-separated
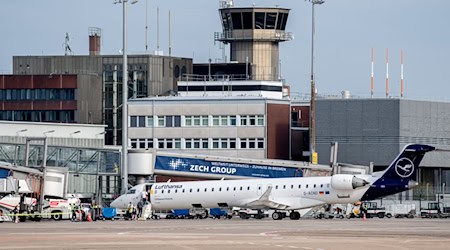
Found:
212,188 -> 214,192
240,187 -> 243,191
320,184 -> 323,188
204,188 -> 207,192
247,186 -> 250,190
275,185 -> 278,189
314,184 -> 316,188
233,187 -> 236,191
327,184 -> 330,188
168,190 -> 170,193
258,186 -> 261,190
298,185 -> 301,189
189,189 -> 192,192
306,184 -> 309,188
175,189 -> 177,193
182,189 -> 185,193
291,185 -> 294,189
226,187 -> 229,191
126,189 -> 136,194
219,187 -> 222,191
161,190 -> 164,194
283,185 -> 286,189
197,188 -> 200,192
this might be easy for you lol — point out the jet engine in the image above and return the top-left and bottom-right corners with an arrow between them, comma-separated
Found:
330,174 -> 369,190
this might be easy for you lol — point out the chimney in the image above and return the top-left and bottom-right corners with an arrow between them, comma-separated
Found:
89,27 -> 101,56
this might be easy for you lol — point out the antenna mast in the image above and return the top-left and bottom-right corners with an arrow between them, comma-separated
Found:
401,49 -> 404,98
169,10 -> 172,57
385,48 -> 389,98
157,7 -> 160,51
64,32 -> 72,56
145,0 -> 148,52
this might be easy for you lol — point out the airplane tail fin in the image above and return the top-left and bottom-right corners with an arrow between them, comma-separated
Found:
380,144 -> 435,180
362,144 -> 435,201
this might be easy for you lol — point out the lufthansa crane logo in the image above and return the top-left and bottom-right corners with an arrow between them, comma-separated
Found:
395,158 -> 415,178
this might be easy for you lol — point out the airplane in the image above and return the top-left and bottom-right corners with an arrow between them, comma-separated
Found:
111,144 -> 435,220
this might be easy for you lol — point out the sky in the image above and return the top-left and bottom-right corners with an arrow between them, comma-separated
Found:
1,0 -> 449,100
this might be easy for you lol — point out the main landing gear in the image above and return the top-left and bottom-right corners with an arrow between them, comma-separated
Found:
271,211 -> 300,220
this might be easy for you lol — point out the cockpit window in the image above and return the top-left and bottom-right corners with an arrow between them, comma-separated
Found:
126,189 -> 136,194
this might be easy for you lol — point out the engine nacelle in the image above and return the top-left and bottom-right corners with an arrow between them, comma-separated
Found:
331,174 -> 369,190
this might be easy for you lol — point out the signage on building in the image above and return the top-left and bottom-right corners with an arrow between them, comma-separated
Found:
155,156 -> 302,178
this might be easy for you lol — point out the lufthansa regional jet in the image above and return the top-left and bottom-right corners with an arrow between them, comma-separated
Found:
111,144 -> 434,220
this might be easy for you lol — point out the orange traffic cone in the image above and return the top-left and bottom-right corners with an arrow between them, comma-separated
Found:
87,212 -> 93,222
362,212 -> 366,221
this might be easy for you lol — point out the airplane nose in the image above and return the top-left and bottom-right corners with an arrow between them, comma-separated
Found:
110,198 -> 119,208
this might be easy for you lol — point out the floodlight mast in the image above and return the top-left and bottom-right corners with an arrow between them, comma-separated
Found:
114,0 -> 139,194
308,0 -> 324,163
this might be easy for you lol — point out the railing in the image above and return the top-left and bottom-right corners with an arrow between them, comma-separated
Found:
214,31 -> 294,42
181,73 -> 281,82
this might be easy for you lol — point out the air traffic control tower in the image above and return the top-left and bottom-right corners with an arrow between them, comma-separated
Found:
215,1 -> 292,81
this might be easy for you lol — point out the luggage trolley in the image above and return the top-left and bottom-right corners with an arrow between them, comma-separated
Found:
101,207 -> 117,221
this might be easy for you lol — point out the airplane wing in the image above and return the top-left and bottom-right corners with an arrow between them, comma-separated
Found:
244,186 -> 290,210
244,186 -> 326,210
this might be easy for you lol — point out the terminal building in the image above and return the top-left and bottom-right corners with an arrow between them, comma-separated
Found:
311,98 -> 450,200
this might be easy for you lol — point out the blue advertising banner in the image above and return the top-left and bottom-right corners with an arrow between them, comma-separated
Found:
155,155 -> 302,178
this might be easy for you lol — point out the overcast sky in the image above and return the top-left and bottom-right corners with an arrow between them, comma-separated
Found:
1,0 -> 449,99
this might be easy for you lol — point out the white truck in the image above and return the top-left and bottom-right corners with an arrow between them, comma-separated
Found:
41,198 -> 79,220
385,204 -> 416,218
0,195 -> 79,221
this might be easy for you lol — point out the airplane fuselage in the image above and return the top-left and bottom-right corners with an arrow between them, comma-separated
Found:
150,176 -> 370,211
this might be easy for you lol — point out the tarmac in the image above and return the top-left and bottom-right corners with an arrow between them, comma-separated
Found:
1,218 -> 450,249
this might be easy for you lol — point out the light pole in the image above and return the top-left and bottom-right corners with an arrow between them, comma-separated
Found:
114,0 -> 139,194
308,0 -> 324,163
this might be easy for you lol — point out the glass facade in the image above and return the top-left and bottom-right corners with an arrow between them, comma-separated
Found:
221,10 -> 289,31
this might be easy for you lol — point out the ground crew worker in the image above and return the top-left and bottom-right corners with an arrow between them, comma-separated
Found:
13,205 -> 19,223
127,202 -> 133,220
71,203 -> 78,222
137,200 -> 143,219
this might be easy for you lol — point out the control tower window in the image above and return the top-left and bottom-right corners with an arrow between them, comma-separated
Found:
255,12 -> 265,29
276,13 -> 285,30
221,12 -> 232,31
281,13 -> 288,30
231,12 -> 242,29
266,12 -> 277,29
242,12 -> 252,29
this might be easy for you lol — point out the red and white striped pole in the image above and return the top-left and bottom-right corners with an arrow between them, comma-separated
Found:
401,49 -> 404,98
385,48 -> 389,98
371,48 -> 374,98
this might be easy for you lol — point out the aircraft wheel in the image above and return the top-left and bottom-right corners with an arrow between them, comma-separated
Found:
272,212 -> 282,220
289,212 -> 300,220
377,213 -> 385,219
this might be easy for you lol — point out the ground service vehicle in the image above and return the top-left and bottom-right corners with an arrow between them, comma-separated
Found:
385,204 -> 416,218
363,201 -> 386,218
421,202 -> 450,218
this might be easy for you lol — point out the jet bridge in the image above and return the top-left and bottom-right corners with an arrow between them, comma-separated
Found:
128,149 -> 332,185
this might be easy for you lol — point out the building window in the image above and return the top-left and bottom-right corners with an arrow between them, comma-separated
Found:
130,115 -> 147,127
161,115 -> 181,127
156,138 -> 181,149
185,115 -> 208,127
185,138 -> 208,149
212,115 -> 236,126
240,138 -> 264,149
240,115 -> 264,126
146,116 -> 154,127
130,138 -> 154,149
